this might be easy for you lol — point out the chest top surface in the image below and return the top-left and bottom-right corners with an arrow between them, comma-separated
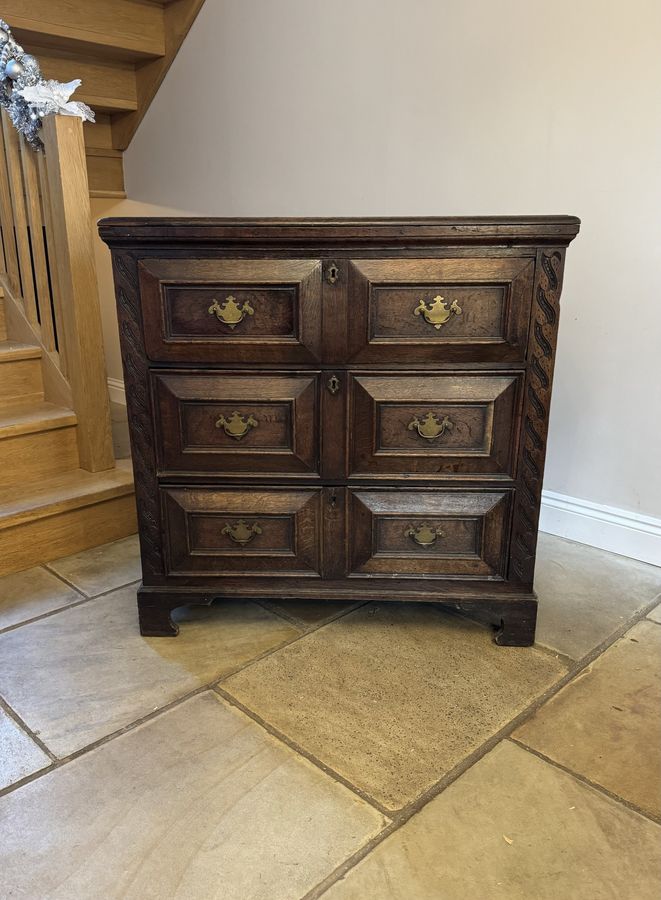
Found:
98,216 -> 580,247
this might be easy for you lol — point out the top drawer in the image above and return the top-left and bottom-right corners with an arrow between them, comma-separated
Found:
138,258 -> 322,364
347,257 -> 534,363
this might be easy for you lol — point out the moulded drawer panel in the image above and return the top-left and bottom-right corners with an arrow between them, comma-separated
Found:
347,257 -> 534,363
349,372 -> 522,478
348,489 -> 512,578
153,370 -> 319,476
161,486 -> 322,576
138,258 -> 322,363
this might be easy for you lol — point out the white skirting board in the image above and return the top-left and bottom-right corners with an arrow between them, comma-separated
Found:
105,377 -> 661,568
540,490 -> 661,568
107,377 -> 126,405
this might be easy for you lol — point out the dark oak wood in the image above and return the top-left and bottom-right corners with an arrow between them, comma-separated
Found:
153,370 -> 320,476
349,489 -> 511,578
138,257 -> 323,364
161,486 -> 322,576
100,217 -> 579,646
347,257 -> 534,364
349,372 -> 521,478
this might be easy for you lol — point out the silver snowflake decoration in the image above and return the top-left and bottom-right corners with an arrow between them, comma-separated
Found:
0,19 -> 94,150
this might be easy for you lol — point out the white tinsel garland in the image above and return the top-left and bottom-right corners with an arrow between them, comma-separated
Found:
0,19 -> 94,150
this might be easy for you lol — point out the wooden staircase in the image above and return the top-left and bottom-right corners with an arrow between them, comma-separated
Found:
0,2 -> 204,574
7,0 -> 205,197
0,317 -> 135,575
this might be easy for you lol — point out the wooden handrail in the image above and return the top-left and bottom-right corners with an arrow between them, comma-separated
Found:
0,111 -> 114,472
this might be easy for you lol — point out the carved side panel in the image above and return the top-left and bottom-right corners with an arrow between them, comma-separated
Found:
112,251 -> 164,577
509,250 -> 566,587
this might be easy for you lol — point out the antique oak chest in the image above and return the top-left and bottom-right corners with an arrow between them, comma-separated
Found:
99,217 -> 579,645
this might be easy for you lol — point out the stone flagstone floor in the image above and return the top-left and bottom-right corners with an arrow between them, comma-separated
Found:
0,532 -> 659,898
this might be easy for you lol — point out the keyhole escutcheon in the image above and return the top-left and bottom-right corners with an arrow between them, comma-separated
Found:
326,262 -> 339,285
327,375 -> 340,395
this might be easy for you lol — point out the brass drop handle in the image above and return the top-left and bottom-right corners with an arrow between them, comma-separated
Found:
222,520 -> 262,545
215,411 -> 258,440
414,294 -> 462,330
208,295 -> 254,329
406,523 -> 442,548
408,412 -> 453,441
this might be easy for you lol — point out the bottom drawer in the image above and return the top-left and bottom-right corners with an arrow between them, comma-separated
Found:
161,487 -> 322,576
349,489 -> 512,578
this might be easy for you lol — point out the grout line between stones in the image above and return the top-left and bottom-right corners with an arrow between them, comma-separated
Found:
212,684 -> 393,819
211,599 -> 373,684
0,579 -> 143,636
1,574 -> 659,893
0,598 -> 367,802
0,683 -> 211,801
299,588 -> 661,898
40,564 -> 88,599
0,695 -> 57,763
253,598 -> 371,631
507,737 -> 661,827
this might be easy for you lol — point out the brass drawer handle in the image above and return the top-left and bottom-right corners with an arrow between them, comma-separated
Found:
408,412 -> 453,440
222,520 -> 262,545
414,294 -> 462,330
406,523 -> 442,548
215,411 -> 258,440
208,295 -> 254,329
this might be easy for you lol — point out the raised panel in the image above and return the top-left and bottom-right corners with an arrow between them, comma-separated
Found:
138,258 -> 322,363
153,371 -> 319,476
349,489 -> 512,578
347,257 -> 534,363
349,373 -> 522,478
162,487 -> 322,576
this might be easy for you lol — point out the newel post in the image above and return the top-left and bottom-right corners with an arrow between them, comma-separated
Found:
41,114 -> 114,472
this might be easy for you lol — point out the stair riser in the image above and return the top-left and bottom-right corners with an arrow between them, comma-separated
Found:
0,494 -> 137,577
0,358 -> 43,403
0,426 -> 80,488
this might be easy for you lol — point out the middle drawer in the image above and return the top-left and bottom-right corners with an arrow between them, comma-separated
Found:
153,370 -> 319,476
152,369 -> 522,480
349,372 -> 523,478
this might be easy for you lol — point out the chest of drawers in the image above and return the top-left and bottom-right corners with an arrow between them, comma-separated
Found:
99,217 -> 579,645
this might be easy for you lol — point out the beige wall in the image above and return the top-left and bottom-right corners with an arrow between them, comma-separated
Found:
113,0 -> 661,518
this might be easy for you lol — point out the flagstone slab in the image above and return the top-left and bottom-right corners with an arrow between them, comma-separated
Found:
535,533 -> 661,659
324,741 -> 661,900
224,603 -> 567,810
0,693 -> 387,899
515,619 -> 661,818
0,586 -> 298,757
0,708 -> 50,790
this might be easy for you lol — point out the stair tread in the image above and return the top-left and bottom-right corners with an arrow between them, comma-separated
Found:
11,3 -> 166,60
0,402 -> 77,438
0,460 -> 134,529
0,342 -> 42,362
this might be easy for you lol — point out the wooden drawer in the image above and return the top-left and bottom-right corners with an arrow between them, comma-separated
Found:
349,373 -> 522,478
348,489 -> 512,578
161,487 -> 322,575
347,257 -> 533,363
138,258 -> 322,363
153,371 -> 319,476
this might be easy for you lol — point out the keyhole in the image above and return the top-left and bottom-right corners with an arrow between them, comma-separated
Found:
327,263 -> 339,284
327,375 -> 340,395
